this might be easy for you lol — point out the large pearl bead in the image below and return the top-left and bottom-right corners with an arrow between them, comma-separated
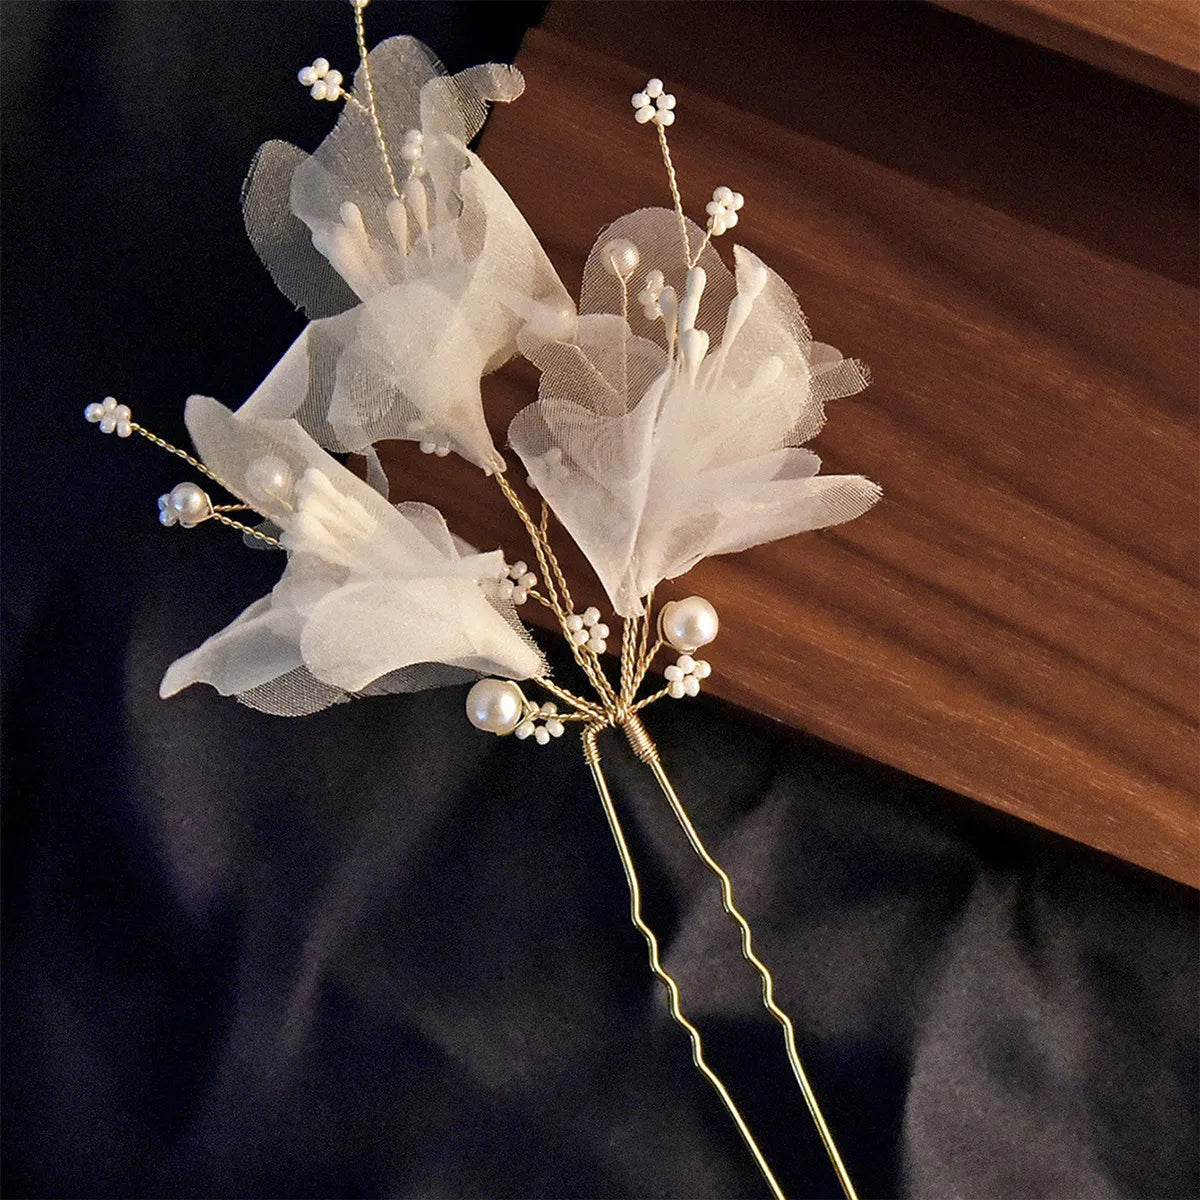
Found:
168,482 -> 211,527
465,679 -> 526,735
246,455 -> 295,505
601,238 -> 640,281
659,596 -> 719,653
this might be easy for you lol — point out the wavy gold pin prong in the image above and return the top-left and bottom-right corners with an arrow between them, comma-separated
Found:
582,725 -> 787,1200
643,750 -> 859,1200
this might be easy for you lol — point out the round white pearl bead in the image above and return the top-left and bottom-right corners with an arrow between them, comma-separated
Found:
465,679 -> 525,735
659,596 -> 719,653
601,238 -> 640,281
246,455 -> 295,504
168,482 -> 211,526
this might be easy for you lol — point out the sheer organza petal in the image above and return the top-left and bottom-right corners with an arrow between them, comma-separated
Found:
511,209 -> 879,615
159,596 -> 305,700
161,398 -> 546,713
239,36 -> 570,470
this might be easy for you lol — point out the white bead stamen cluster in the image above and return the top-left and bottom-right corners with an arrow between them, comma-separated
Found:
499,560 -> 538,606
664,654 -> 711,699
632,78 -> 676,126
298,58 -> 344,102
514,701 -> 566,745
705,186 -> 744,237
637,269 -> 665,320
418,437 -> 451,456
84,396 -> 132,437
399,128 -> 426,174
157,481 -> 213,528
566,607 -> 609,654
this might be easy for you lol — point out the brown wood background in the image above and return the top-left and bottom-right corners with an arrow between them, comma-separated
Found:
934,0 -> 1200,101
382,1 -> 1200,886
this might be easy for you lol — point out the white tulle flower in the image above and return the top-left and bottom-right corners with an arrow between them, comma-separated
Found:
159,396 -> 546,715
241,36 -> 574,472
511,208 -> 881,617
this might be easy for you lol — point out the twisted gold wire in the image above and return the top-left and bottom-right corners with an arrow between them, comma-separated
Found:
632,682 -> 671,713
208,511 -> 282,547
656,123 -> 692,268
131,424 -> 222,486
534,675 -> 605,723
493,472 -> 617,707
351,0 -> 400,201
581,727 -> 786,1200
620,616 -> 638,702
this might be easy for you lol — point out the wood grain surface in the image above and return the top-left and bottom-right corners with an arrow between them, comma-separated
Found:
381,2 -> 1199,885
933,0 -> 1200,102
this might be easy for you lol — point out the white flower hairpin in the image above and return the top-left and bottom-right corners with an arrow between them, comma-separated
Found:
87,8 -> 875,1197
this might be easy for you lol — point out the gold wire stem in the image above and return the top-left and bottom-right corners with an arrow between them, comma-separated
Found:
493,472 -> 618,707
533,675 -> 605,722
580,726 -> 786,1200
632,636 -> 665,698
656,123 -> 692,268
351,0 -> 400,201
208,511 -> 282,547
130,424 -> 223,487
637,591 -> 655,674
524,589 -> 559,614
533,496 -> 577,619
640,749 -> 859,1200
620,615 -> 638,702
633,683 -> 671,713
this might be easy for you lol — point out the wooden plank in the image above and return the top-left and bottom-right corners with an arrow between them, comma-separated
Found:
932,0 -> 1200,103
382,7 -> 1198,886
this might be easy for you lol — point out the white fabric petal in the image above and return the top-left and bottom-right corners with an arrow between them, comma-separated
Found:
300,577 -> 544,691
159,595 -> 304,699
511,208 -> 879,616
240,35 -> 571,471
162,398 -> 546,713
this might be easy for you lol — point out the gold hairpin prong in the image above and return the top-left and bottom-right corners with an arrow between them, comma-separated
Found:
582,725 -> 787,1200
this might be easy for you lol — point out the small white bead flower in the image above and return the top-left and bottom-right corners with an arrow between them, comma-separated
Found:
664,653 -> 711,699
637,269 -> 666,320
705,186 -> 744,237
498,560 -> 538,606
565,606 -> 609,654
631,78 -> 676,127
514,701 -> 566,745
84,396 -> 132,437
298,57 -> 344,102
